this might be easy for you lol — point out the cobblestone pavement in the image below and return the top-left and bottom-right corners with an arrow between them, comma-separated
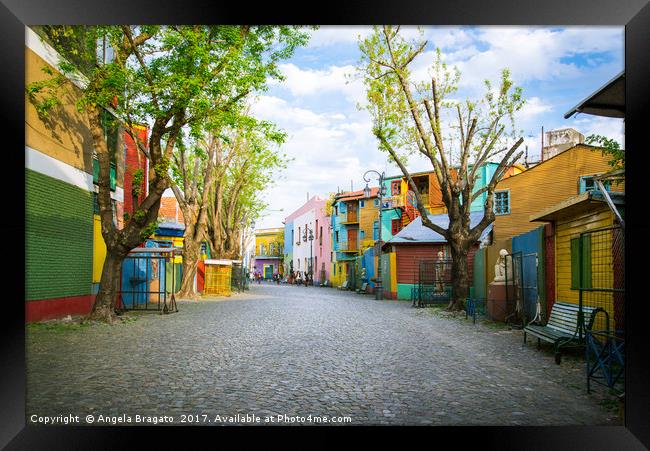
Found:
26,284 -> 622,426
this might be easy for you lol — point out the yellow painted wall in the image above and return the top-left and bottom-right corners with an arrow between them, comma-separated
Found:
92,215 -> 106,283
26,47 -> 125,187
359,197 -> 379,246
555,207 -> 617,330
493,144 -> 622,242
330,262 -> 346,286
255,231 -> 283,255
389,251 -> 397,294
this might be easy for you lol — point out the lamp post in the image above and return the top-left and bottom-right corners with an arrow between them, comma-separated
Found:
242,219 -> 255,290
363,170 -> 385,300
306,226 -> 314,285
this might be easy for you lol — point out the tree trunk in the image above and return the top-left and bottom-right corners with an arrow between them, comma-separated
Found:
448,239 -> 469,311
89,249 -> 126,322
177,231 -> 201,300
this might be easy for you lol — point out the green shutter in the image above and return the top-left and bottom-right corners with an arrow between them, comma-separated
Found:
581,235 -> 592,289
571,238 -> 580,289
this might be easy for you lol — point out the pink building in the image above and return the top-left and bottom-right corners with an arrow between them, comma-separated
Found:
284,195 -> 332,284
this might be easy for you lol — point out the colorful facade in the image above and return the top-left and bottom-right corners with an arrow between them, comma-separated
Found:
493,143 -> 623,242
383,212 -> 490,300
26,27 -> 126,322
330,188 -> 380,289
283,195 -> 332,283
253,228 -> 284,279
380,163 -> 523,245
531,190 -> 625,331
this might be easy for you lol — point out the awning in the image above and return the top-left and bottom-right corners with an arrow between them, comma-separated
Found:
529,191 -> 624,223
564,71 -> 625,119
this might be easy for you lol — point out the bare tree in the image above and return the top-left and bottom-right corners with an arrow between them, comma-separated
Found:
357,26 -> 525,310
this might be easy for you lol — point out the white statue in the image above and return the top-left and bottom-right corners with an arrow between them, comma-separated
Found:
493,249 -> 512,283
435,250 -> 445,293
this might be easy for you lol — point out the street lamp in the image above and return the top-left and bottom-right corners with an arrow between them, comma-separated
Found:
363,169 -> 385,300
241,219 -> 255,290
308,227 -> 314,285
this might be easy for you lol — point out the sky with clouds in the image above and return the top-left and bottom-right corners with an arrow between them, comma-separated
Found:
252,26 -> 624,229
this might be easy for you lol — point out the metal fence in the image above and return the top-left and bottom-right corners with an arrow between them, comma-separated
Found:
118,247 -> 179,314
581,225 -> 625,393
413,259 -> 453,307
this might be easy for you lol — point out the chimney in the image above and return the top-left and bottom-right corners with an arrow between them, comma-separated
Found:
541,128 -> 585,161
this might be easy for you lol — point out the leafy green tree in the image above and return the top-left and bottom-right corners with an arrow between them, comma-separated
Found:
206,122 -> 289,260
585,134 -> 625,170
170,112 -> 288,298
28,25 -> 308,322
357,26 -> 525,310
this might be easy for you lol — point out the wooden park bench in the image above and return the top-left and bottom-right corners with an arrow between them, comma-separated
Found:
524,301 -> 603,364
356,282 -> 368,294
337,280 -> 348,290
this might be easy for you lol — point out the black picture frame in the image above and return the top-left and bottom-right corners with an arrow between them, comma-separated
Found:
2,0 -> 648,448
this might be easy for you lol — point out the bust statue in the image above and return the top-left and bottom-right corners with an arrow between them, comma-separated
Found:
493,249 -> 510,283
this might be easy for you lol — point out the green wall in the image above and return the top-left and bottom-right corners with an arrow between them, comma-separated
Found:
26,169 -> 94,301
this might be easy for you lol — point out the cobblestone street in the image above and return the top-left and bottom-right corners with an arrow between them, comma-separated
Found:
26,284 -> 621,426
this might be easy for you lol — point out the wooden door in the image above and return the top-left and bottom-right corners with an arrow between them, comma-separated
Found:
348,228 -> 358,250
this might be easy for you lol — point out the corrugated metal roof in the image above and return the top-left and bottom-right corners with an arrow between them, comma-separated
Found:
386,211 -> 492,244
157,221 -> 185,230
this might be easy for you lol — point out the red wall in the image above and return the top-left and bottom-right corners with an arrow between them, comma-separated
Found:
394,242 -> 478,285
124,126 -> 149,215
544,223 -> 555,315
26,295 -> 95,322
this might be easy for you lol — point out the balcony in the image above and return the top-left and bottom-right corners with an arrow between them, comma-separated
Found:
339,212 -> 359,225
336,241 -> 358,253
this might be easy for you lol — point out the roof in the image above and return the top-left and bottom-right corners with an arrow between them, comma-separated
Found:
564,71 -> 625,119
128,247 -> 182,254
255,228 -> 284,235
530,190 -> 625,223
157,221 -> 185,231
335,187 -> 379,202
204,259 -> 233,266
386,211 -> 492,245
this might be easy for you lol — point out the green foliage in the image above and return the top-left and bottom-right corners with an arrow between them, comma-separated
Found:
140,218 -> 162,241
585,134 -> 625,170
356,26 -> 525,171
131,168 -> 144,200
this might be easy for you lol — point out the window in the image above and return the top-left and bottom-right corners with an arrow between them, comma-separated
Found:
374,199 -> 380,207
360,230 -> 366,239
315,220 -> 319,238
259,244 -> 265,255
360,200 -> 365,208
335,231 -> 339,243
319,226 -> 323,245
270,243 -> 275,254
391,218 -> 401,235
334,206 -> 338,216
297,227 -> 301,245
494,191 -> 510,215
340,203 -> 346,214
579,175 -> 611,194
570,235 -> 592,289
373,221 -> 379,240
391,180 -> 401,195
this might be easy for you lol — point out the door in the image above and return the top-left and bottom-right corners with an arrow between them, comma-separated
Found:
348,228 -> 358,250
521,253 -> 539,323
347,203 -> 358,222
264,265 -> 273,279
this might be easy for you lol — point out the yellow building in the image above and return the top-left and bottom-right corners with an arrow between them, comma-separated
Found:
493,144 -> 623,242
531,189 -> 624,333
253,227 -> 284,279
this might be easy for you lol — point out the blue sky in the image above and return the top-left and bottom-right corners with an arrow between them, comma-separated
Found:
252,26 -> 624,229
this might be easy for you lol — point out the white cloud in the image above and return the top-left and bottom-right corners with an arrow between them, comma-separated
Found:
272,63 -> 365,102
305,26 -> 372,47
